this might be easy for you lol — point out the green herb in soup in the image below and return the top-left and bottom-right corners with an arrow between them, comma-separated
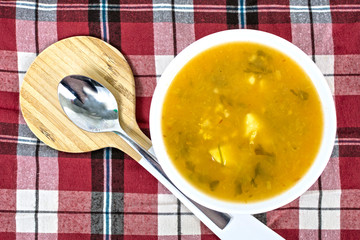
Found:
161,42 -> 324,203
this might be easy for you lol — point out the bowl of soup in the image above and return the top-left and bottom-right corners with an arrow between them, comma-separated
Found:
149,29 -> 336,214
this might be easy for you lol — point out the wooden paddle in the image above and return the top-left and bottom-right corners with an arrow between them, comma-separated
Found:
20,36 -> 151,161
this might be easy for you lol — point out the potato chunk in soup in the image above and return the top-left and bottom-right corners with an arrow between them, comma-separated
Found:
161,42 -> 323,203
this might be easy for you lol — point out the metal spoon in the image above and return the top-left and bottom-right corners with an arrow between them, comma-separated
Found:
57,75 -> 230,229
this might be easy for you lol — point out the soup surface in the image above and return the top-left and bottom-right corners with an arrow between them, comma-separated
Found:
161,42 -> 323,203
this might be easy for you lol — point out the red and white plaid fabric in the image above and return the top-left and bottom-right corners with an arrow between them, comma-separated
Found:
0,0 -> 359,239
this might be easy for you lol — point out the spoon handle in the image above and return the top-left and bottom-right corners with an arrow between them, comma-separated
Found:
113,130 -> 231,230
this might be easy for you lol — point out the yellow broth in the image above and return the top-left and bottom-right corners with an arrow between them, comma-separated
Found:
161,42 -> 324,203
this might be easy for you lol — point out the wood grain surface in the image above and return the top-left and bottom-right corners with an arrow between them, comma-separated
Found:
20,36 -> 151,161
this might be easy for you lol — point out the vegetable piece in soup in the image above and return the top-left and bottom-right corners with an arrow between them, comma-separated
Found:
161,42 -> 323,203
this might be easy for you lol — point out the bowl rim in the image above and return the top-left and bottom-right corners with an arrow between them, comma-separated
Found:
149,29 -> 337,214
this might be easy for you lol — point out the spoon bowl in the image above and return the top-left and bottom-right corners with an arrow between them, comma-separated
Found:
58,75 -> 120,133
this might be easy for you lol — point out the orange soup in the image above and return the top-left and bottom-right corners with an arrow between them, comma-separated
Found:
161,42 -> 323,203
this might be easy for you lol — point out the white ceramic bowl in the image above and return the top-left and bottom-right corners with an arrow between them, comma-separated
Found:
149,29 -> 336,214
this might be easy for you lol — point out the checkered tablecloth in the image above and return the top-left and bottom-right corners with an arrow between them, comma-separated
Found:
0,0 -> 359,239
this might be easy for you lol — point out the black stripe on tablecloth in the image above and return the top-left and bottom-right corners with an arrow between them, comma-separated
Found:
107,0 -> 121,51
107,0 -> 120,23
337,127 -> 360,138
337,128 -> 360,159
253,213 -> 266,225
91,149 -> 105,235
88,0 -> 100,21
34,0 -> 40,237
338,144 -> 360,157
246,0 -> 259,29
226,0 -> 239,29
171,0 -> 177,55
177,199 -> 181,240
308,0 -> 316,62
318,177 -> 323,240
88,0 -> 101,38
0,69 -> 27,74
34,0 -> 39,55
111,148 -> 125,235
34,139 -> 40,240
324,73 -> 360,77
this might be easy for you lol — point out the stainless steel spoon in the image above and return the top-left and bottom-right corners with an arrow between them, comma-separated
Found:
57,75 -> 231,229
